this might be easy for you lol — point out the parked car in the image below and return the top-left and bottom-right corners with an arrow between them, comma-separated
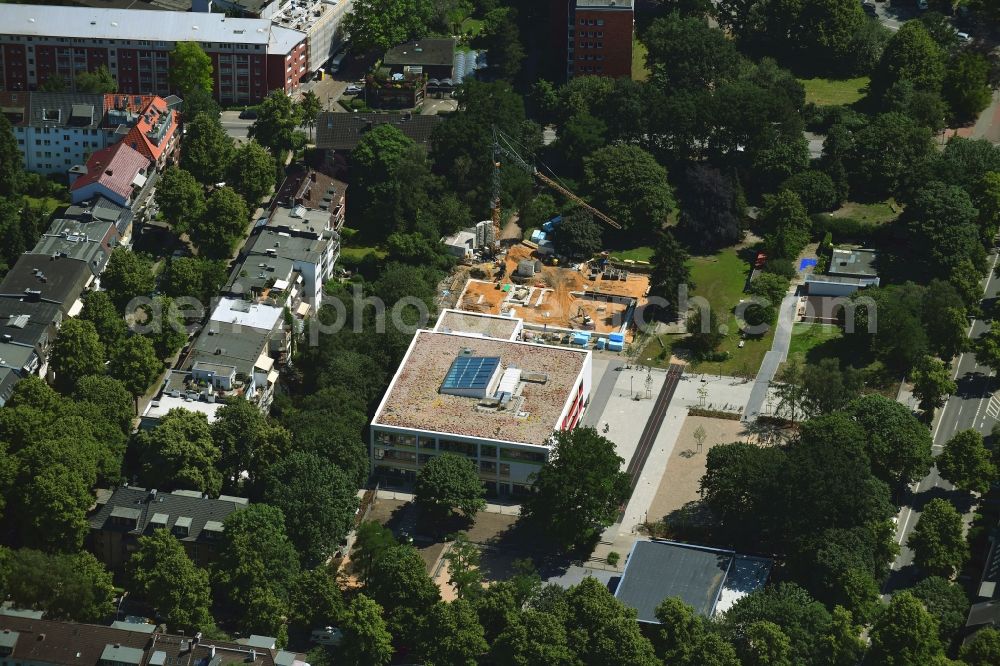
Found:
956,30 -> 972,42
238,108 -> 258,119
345,84 -> 363,95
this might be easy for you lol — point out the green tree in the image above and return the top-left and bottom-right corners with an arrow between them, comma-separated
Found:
584,144 -> 675,238
288,567 -> 344,632
780,169 -> 840,213
555,210 -> 603,259
491,610 -> 577,666
553,112 -> 606,174
212,399 -> 292,495
654,596 -> 741,666
739,620 -> 793,666
521,427 -> 630,551
108,335 -> 162,406
339,594 -> 393,666
169,41 -> 214,97
299,90 -> 322,141
102,247 -> 155,311
10,436 -> 98,551
910,355 -> 957,414
565,577 -> 659,665
923,279 -> 968,360
366,544 -> 440,618
162,256 -> 227,304
181,113 -> 235,184
263,452 -> 358,567
748,272 -> 791,308
649,230 -> 692,320
643,13 -> 741,90
761,190 -> 811,259
212,503 -> 299,610
908,498 -> 969,577
871,21 -> 945,102
343,0 -> 433,52
49,319 -> 105,394
74,65 -> 117,93
846,112 -> 934,200
846,394 -> 933,489
976,320 -> 1000,372
675,164 -> 745,252
938,429 -> 997,494
244,586 -> 289,647
249,91 -> 304,155
901,180 -> 981,280
228,140 -> 275,205
155,167 -> 206,235
132,409 -> 222,494
910,575 -> 970,643
79,290 -> 126,348
129,529 -> 213,633
444,533 -> 483,600
183,85 -> 221,121
519,194 -> 558,231
351,521 -> 397,587
0,114 -> 22,196
943,52 -> 992,121
415,453 -> 486,520
143,295 -> 189,360
869,591 -> 945,666
974,171 -> 1000,244
961,627 -> 1000,666
415,599 -> 488,666
479,7 -> 525,82
192,186 -> 249,259
39,74 -> 67,92
73,375 -> 134,434
0,548 -> 114,622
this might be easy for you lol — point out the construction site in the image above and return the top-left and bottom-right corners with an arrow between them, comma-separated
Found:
454,244 -> 650,343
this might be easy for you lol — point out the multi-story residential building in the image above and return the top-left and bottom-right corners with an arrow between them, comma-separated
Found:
69,142 -> 151,206
0,91 -> 180,176
31,199 -> 133,279
0,4 -> 307,105
88,486 -> 247,569
184,320 -> 279,412
370,309 -> 592,497
553,0 -> 633,80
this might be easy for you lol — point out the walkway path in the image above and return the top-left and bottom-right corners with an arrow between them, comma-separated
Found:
744,292 -> 797,420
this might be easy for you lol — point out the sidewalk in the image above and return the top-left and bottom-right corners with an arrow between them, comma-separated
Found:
375,489 -> 522,517
744,290 -> 797,419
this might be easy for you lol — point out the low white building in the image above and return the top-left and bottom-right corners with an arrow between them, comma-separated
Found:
370,310 -> 592,498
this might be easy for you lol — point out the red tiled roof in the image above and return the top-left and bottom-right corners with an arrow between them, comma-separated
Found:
71,142 -> 150,201
122,96 -> 176,162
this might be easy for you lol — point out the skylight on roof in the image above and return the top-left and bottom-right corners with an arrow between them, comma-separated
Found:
440,355 -> 500,397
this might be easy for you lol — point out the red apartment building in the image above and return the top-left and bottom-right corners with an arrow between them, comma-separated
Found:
552,0 -> 634,80
0,4 -> 307,105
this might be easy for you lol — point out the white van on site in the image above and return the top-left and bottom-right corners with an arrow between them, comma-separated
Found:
311,626 -> 344,646
328,49 -> 348,73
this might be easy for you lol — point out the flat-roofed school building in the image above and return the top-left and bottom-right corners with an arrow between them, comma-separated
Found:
370,309 -> 591,497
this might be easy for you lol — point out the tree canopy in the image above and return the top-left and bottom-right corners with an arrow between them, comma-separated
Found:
129,528 -> 213,633
415,453 -> 486,521
169,41 -> 214,97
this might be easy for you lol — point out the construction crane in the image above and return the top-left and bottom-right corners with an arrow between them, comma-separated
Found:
490,127 -> 621,253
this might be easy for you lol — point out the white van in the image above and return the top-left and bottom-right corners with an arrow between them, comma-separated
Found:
329,49 -> 348,73
311,626 -> 344,646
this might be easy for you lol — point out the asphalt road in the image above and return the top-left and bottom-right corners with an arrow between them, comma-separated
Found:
885,250 -> 1000,591
220,111 -> 253,141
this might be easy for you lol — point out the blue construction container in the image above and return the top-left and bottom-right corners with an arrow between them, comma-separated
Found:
571,332 -> 591,346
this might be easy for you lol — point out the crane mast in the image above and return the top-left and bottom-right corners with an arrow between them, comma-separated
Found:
489,127 -> 621,254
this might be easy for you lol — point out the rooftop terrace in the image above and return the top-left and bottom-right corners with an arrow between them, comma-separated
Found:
373,330 -> 588,446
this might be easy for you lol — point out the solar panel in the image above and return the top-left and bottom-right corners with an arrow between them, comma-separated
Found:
441,355 -> 500,392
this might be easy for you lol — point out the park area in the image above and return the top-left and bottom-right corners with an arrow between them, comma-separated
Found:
645,416 -> 749,524
799,76 -> 869,107
641,249 -> 775,377
786,322 -> 843,365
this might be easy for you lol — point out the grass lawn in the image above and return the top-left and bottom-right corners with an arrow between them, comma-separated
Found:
610,246 -> 654,263
829,199 -> 901,224
640,249 -> 775,377
23,195 -> 65,213
460,17 -> 484,37
632,37 -> 650,82
339,245 -> 386,263
799,76 -> 869,107
786,323 -> 842,365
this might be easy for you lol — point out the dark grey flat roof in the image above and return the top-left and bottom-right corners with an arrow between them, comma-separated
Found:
615,540 -> 732,621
